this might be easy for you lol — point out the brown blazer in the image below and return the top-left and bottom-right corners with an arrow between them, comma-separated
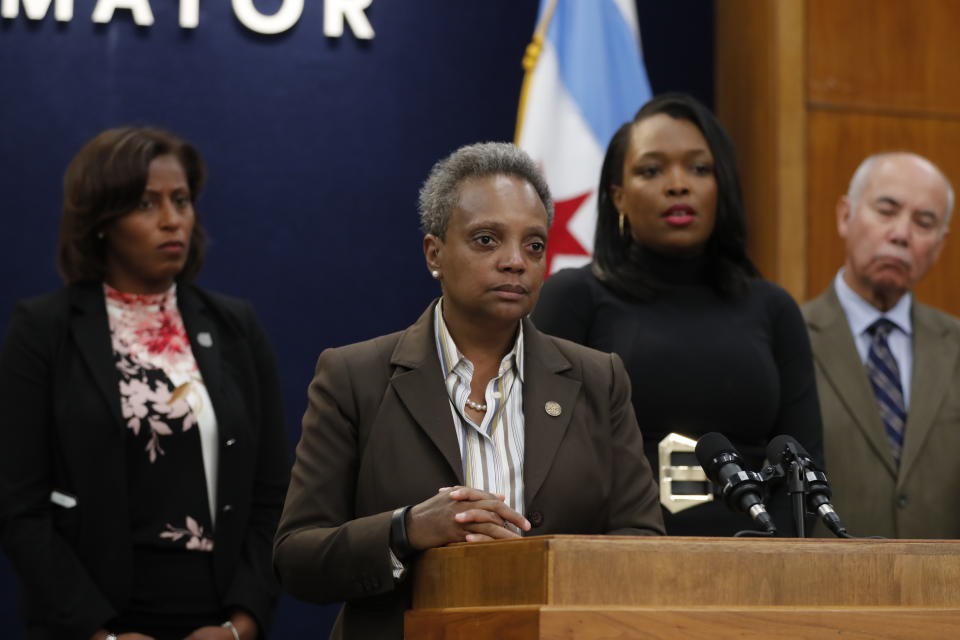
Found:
273,303 -> 664,639
803,284 -> 960,539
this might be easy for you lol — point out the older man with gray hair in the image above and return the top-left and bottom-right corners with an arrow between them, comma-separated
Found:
803,151 -> 960,539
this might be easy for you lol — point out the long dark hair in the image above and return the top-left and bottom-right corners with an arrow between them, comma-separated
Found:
591,93 -> 758,300
58,127 -> 208,284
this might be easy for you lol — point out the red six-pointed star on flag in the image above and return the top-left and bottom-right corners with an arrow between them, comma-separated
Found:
545,190 -> 592,275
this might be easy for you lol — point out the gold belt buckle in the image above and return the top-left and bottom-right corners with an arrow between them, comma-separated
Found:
658,433 -> 713,514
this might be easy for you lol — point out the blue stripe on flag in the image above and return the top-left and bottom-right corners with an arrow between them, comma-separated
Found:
546,0 -> 652,148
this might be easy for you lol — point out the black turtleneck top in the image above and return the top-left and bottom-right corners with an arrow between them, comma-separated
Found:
531,257 -> 823,537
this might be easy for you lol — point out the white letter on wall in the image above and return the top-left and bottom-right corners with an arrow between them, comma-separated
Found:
324,0 -> 374,39
91,0 -> 154,26
231,0 -> 302,35
179,0 -> 198,28
1,0 -> 73,21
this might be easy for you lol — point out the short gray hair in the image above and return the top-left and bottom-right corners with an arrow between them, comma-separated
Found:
847,152 -> 955,227
418,142 -> 553,237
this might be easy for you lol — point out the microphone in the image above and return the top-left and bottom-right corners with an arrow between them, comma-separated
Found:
695,432 -> 777,534
765,435 -> 848,538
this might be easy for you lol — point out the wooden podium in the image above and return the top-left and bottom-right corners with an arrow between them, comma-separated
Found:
405,535 -> 960,639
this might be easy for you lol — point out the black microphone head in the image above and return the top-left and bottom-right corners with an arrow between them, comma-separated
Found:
696,432 -> 769,519
695,432 -> 737,473
766,434 -> 813,467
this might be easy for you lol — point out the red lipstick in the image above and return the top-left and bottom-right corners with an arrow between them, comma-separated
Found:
663,204 -> 696,227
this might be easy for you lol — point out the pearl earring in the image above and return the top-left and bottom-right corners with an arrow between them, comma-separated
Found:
431,270 -> 440,279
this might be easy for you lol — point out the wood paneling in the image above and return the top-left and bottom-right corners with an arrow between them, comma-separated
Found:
716,0 -> 806,298
774,0 -> 807,297
806,109 -> 960,312
807,0 -> 960,116
716,0 -> 777,282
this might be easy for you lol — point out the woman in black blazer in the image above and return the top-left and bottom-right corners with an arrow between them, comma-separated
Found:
0,128 -> 288,640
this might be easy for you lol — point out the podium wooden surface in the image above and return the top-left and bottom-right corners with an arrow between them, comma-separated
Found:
405,535 -> 960,639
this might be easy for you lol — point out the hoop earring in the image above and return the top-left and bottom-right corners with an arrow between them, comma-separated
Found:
618,212 -> 626,238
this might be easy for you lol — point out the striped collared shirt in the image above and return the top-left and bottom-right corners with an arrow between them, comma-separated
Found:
433,299 -> 525,520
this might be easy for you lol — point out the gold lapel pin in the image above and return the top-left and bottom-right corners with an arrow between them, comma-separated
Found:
545,401 -> 562,417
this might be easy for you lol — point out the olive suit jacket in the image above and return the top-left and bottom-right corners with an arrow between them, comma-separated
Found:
0,283 -> 289,639
803,283 -> 960,539
273,303 -> 665,640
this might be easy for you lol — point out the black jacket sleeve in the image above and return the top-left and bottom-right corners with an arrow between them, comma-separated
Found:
0,300 -> 117,639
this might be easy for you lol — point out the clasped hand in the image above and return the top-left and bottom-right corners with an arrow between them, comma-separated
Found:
406,486 -> 531,551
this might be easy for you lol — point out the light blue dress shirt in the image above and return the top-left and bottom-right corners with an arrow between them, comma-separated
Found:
834,270 -> 913,409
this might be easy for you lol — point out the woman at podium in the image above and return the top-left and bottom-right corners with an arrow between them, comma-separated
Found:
532,93 -> 824,536
0,128 -> 288,639
274,142 -> 664,640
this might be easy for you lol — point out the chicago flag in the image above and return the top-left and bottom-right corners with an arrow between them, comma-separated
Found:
516,0 -> 652,275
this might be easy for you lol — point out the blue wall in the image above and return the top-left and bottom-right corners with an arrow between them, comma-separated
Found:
0,1 -> 713,636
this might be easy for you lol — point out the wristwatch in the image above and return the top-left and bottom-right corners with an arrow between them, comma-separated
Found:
105,634 -> 118,640
390,505 -> 416,561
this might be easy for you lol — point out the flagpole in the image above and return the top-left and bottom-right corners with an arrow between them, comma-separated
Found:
514,0 -> 559,144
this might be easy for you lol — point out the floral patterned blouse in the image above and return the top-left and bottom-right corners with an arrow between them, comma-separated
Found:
106,284 -> 219,552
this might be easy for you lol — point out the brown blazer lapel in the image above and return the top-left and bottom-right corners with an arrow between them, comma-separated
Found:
388,303 -> 464,484
384,309 -> 585,497
898,303 -> 958,484
806,285 -> 896,475
520,318 -> 580,507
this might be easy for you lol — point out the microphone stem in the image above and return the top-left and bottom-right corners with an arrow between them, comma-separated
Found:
787,461 -> 806,538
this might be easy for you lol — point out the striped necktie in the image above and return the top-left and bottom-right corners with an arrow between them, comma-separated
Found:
865,318 -> 906,467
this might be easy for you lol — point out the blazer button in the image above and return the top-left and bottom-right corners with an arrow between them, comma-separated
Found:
527,511 -> 544,528
897,495 -> 908,509
225,438 -> 237,447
